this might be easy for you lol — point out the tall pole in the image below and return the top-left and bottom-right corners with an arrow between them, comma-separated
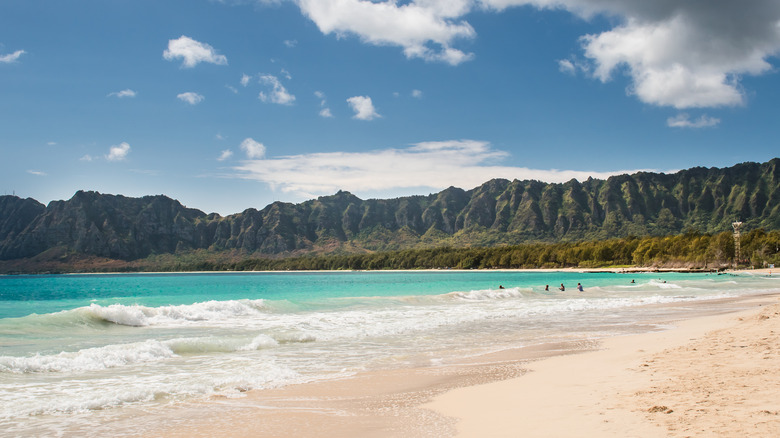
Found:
732,221 -> 742,268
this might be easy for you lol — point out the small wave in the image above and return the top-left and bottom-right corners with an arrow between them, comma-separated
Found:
84,299 -> 268,327
164,334 -> 278,354
445,287 -> 528,301
0,340 -> 175,374
648,279 -> 682,289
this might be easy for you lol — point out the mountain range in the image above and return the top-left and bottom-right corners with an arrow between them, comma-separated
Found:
1,159 -> 778,262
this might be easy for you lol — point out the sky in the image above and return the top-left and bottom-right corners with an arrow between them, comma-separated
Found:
2,0 -> 780,215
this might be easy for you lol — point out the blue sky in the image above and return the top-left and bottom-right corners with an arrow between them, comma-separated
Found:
2,0 -> 780,215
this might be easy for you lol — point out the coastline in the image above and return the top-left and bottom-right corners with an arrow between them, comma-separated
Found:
4,266 -> 770,276
144,288 -> 780,438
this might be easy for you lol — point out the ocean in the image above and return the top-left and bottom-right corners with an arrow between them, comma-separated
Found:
1,270 -> 778,436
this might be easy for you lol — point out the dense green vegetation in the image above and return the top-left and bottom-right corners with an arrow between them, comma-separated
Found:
128,229 -> 779,273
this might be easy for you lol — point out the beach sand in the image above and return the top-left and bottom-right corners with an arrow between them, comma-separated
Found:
150,274 -> 780,438
428,296 -> 780,437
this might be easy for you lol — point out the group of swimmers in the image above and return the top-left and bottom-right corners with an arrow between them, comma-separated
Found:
543,283 -> 584,292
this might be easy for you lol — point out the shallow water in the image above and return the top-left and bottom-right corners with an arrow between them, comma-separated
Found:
1,270 -> 778,436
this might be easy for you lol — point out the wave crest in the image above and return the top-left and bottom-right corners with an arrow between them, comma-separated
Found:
0,340 -> 175,374
85,299 -> 268,327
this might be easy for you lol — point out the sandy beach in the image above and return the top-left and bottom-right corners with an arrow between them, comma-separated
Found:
428,294 -> 780,437
140,270 -> 780,438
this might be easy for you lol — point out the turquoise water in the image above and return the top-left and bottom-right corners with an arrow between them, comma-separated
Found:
1,270 -> 778,436
0,271 -> 714,318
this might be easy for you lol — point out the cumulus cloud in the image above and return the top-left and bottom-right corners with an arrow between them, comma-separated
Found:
270,1 -> 780,108
163,36 -> 227,68
233,139 -> 651,198
494,0 -> 780,108
0,49 -> 25,63
177,92 -> 205,105
258,74 -> 295,105
108,89 -> 137,98
217,149 -> 234,161
295,0 -> 476,65
240,73 -> 251,87
666,113 -> 721,129
347,95 -> 380,120
106,142 -> 131,162
411,89 -> 423,98
240,138 -> 266,159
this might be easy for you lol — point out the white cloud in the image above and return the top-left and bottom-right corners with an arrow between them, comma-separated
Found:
217,149 -> 234,161
411,89 -> 423,98
226,84 -> 239,94
177,92 -> 205,105
163,36 -> 227,68
80,154 -> 94,162
27,170 -> 46,176
240,138 -> 266,159
315,91 -> 333,118
47,142 -> 57,146
258,74 -> 295,105
667,113 -> 721,129
558,59 -> 575,74
233,139 -> 653,199
241,73 -> 251,86
295,0 -> 476,65
264,1 -> 780,108
284,39 -> 298,48
0,49 -> 25,63
547,0 -> 780,108
347,95 -> 380,120
106,142 -> 131,162
108,89 -> 137,98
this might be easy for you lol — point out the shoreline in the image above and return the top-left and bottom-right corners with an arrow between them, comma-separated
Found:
145,291 -> 780,438
2,266 -> 772,277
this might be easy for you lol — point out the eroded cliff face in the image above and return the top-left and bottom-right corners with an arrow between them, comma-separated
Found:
1,159 -> 778,261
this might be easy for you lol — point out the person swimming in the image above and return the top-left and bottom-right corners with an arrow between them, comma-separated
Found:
559,283 -> 565,291
544,284 -> 549,291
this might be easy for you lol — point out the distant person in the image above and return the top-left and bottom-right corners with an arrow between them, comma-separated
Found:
544,285 -> 549,291
630,279 -> 635,284
499,285 -> 505,289
559,283 -> 565,291
577,283 -> 583,292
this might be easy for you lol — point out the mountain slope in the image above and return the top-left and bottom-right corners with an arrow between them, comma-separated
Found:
1,159 -> 778,261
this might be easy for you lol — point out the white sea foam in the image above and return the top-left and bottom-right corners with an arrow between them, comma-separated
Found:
0,358 -> 302,419
0,340 -> 175,374
447,287 -> 528,301
84,299 -> 268,327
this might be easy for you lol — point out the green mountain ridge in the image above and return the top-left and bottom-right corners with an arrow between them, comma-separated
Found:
1,159 -> 778,262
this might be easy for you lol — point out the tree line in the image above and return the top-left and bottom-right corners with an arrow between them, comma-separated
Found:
142,229 -> 780,272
